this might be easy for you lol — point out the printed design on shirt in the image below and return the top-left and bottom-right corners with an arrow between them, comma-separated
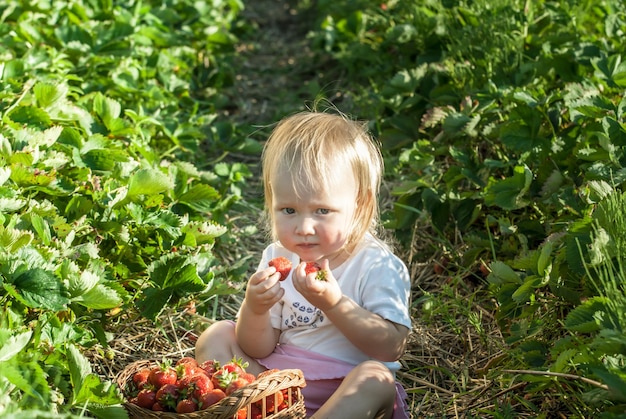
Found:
284,301 -> 324,329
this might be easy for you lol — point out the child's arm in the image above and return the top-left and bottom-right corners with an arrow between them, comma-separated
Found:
235,266 -> 283,358
323,295 -> 409,362
293,260 -> 409,362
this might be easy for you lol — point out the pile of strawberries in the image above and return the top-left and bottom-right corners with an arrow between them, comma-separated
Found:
126,356 -> 293,417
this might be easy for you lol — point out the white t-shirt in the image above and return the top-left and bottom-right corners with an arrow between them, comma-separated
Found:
258,233 -> 412,372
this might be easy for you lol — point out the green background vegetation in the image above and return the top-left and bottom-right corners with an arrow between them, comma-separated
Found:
1,0 -> 625,417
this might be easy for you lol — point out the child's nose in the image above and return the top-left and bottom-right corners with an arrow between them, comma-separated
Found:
296,217 -> 315,235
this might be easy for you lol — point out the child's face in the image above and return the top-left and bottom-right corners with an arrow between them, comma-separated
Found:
271,166 -> 358,268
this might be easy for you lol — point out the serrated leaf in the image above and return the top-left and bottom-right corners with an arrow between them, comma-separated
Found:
589,367 -> 626,401
488,261 -> 522,284
0,360 -> 49,405
0,225 -> 33,251
0,329 -> 32,362
12,268 -> 69,310
511,275 -> 542,303
93,92 -> 121,124
7,106 -> 51,128
484,165 -> 532,210
82,148 -> 128,171
182,221 -> 227,245
540,169 -> 564,198
138,256 -> 205,320
74,373 -> 124,406
0,167 -> 10,186
564,297 -> 608,333
29,213 -> 51,245
602,117 -> 626,146
128,168 -> 174,196
68,270 -> 99,297
177,183 -> 220,212
74,283 -> 122,310
0,196 -> 27,212
10,164 -> 55,187
34,82 -> 68,110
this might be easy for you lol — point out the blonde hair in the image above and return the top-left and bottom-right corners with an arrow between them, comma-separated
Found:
261,111 -> 383,251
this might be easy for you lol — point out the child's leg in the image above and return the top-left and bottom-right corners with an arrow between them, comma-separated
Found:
194,320 -> 267,375
310,360 -> 397,419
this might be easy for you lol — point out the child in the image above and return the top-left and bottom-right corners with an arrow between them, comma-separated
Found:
195,111 -> 412,419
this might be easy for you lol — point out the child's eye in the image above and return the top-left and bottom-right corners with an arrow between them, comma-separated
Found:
282,208 -> 295,215
317,208 -> 330,215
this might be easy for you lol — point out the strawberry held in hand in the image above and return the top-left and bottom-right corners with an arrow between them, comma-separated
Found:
269,257 -> 292,281
305,262 -> 327,281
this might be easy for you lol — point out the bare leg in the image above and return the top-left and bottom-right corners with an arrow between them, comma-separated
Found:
310,360 -> 397,419
194,320 -> 266,375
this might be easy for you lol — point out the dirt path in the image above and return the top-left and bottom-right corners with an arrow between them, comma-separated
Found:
223,0 -> 319,130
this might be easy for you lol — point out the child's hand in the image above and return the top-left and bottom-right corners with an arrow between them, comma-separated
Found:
292,259 -> 342,312
243,266 -> 285,314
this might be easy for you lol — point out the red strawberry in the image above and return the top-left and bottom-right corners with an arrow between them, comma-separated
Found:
135,388 -> 156,408
257,368 -> 280,379
266,390 -> 285,413
269,257 -> 292,281
132,367 -> 151,389
176,356 -> 198,368
250,403 -> 263,419
211,368 -> 236,391
152,401 -> 166,411
222,357 -> 248,375
225,377 -> 250,395
155,383 -> 179,410
240,372 -> 256,384
187,373 -> 214,399
149,363 -> 177,388
305,262 -> 327,281
176,398 -> 197,413
199,359 -> 219,376
197,388 -> 226,410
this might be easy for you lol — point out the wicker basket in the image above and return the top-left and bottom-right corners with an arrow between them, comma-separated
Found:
116,359 -> 307,419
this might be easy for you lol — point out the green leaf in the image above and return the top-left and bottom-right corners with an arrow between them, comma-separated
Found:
182,221 -> 227,245
29,213 -> 51,246
74,283 -> 122,310
564,297 -> 608,333
488,261 -> 522,284
7,106 -> 51,129
93,93 -> 121,124
0,360 -> 49,406
537,241 -> 552,278
0,330 -> 32,362
590,367 -> 626,402
484,165 -> 532,210
68,270 -> 99,297
68,343 -> 91,403
177,183 -> 220,213
138,256 -> 205,320
128,168 -> 174,197
511,275 -> 543,303
82,149 -> 128,171
34,82 -> 68,110
12,269 -> 69,310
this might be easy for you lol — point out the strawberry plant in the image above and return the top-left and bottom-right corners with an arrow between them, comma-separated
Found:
0,0 -> 250,416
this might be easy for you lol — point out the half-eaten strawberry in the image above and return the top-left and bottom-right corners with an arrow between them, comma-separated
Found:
268,257 -> 292,281
305,262 -> 327,281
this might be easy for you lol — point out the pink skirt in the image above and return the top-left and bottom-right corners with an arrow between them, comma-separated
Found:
256,344 -> 410,418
